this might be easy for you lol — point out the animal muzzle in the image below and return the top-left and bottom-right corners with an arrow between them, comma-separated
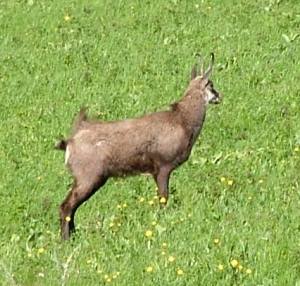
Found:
212,92 -> 222,104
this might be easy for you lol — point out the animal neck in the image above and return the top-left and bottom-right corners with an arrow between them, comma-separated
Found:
172,84 -> 207,137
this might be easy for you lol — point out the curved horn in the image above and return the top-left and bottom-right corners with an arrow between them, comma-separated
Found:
195,53 -> 205,75
191,53 -> 203,79
204,53 -> 215,78
195,53 -> 204,75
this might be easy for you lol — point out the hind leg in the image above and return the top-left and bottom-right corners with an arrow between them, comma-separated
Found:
59,175 -> 107,240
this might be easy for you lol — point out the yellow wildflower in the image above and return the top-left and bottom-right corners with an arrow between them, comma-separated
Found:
148,200 -> 154,206
145,230 -> 153,238
37,248 -> 45,254
162,242 -> 167,248
295,147 -> 299,152
145,266 -> 153,273
159,197 -> 167,204
139,197 -> 145,203
213,238 -> 220,245
65,216 -> 71,222
168,256 -> 175,263
238,264 -> 243,271
220,177 -> 226,182
218,264 -> 224,271
227,179 -> 234,186
230,259 -> 239,268
122,203 -> 127,208
246,268 -> 252,274
176,268 -> 184,276
64,15 -> 71,22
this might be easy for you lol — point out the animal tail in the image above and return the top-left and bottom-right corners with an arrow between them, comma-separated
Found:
55,139 -> 68,151
55,108 -> 87,151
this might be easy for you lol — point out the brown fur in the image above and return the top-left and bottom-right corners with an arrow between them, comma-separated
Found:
57,54 -> 222,240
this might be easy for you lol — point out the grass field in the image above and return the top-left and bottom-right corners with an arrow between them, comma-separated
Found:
0,0 -> 300,285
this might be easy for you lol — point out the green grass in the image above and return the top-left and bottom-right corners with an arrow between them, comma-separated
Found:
1,0 -> 300,285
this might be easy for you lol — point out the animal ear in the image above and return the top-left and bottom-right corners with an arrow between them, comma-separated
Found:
203,53 -> 214,79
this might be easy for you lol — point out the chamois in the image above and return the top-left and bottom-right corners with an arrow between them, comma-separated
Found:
56,54 -> 222,240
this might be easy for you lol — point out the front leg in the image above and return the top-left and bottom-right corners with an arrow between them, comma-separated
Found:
153,165 -> 172,206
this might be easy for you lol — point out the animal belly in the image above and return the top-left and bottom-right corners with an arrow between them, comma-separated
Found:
109,153 -> 155,176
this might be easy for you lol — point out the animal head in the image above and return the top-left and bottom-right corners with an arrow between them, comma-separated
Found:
190,53 -> 222,105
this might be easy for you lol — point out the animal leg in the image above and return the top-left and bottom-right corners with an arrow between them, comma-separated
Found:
59,176 -> 107,240
154,166 -> 172,206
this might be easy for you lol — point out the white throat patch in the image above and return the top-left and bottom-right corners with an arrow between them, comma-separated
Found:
205,89 -> 216,104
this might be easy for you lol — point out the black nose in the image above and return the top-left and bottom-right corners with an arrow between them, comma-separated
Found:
214,95 -> 222,104
212,91 -> 221,104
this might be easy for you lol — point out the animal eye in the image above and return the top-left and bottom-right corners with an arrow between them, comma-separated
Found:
205,81 -> 212,88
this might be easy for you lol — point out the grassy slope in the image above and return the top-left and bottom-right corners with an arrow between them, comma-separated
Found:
0,0 -> 299,285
